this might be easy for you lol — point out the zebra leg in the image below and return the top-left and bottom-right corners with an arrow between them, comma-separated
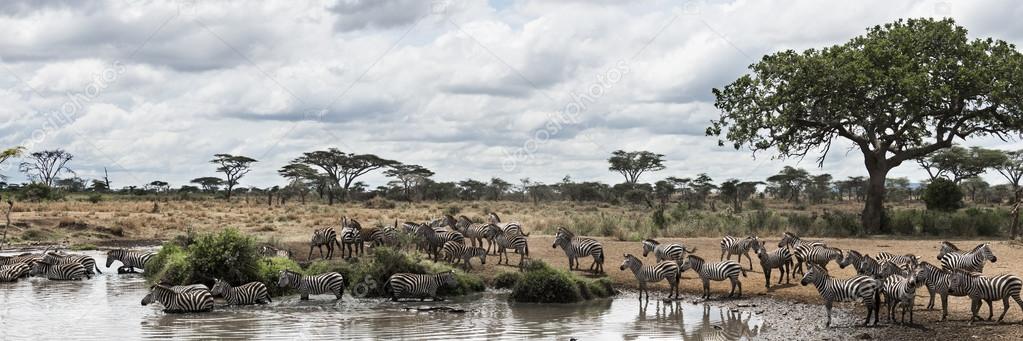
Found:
720,250 -> 726,262
969,298 -> 981,324
744,252 -> 753,271
940,294 -> 950,321
825,301 -> 833,327
763,268 -> 771,289
301,293 -> 309,301
997,297 -> 1010,323
702,279 -> 710,299
986,299 -> 994,320
736,277 -> 742,298
926,287 -> 936,310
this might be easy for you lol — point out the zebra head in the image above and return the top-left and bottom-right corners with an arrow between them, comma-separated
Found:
641,239 -> 659,257
105,249 -> 125,268
682,255 -> 704,272
438,270 -> 458,287
947,269 -> 980,295
620,253 -> 642,271
858,254 -> 878,276
778,232 -> 797,248
142,284 -> 173,306
210,278 -> 230,297
937,241 -> 960,260
839,250 -> 862,269
975,243 -> 997,263
800,263 -> 827,286
488,212 -> 501,224
553,228 -> 573,249
277,270 -> 300,288
29,260 -> 51,276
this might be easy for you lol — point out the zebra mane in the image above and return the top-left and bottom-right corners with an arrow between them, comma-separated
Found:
488,212 -> 501,223
847,249 -> 862,257
556,227 -> 574,238
941,241 -> 960,251
970,243 -> 987,252
643,239 -> 659,245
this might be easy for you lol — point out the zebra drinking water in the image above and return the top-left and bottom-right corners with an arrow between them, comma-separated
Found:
620,253 -> 680,300
679,254 -> 745,299
210,278 -> 272,305
800,263 -> 879,327
142,284 -> 214,313
277,269 -> 345,301
552,227 -> 604,273
105,249 -> 155,273
385,271 -> 458,301
43,252 -> 101,275
719,235 -> 758,271
641,239 -> 694,264
948,270 -> 1023,324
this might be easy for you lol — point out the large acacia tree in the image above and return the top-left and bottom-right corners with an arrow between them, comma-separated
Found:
19,149 -> 73,187
210,154 -> 257,201
608,150 -> 666,184
295,148 -> 397,204
709,18 -> 1023,233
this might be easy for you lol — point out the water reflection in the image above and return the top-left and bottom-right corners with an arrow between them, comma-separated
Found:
1,251 -> 764,340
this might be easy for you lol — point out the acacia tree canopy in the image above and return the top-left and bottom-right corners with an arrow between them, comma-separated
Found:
607,150 -> 666,184
709,18 -> 1023,232
210,154 -> 257,201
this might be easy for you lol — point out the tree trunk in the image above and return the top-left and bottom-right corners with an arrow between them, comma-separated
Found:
862,165 -> 889,234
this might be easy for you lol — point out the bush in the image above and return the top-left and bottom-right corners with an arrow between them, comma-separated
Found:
87,194 -> 103,204
444,206 -> 462,216
493,271 -> 523,289
510,260 -> 614,303
17,183 -> 63,201
304,247 -> 484,298
145,229 -> 268,292
363,197 -> 397,209
924,178 -> 964,212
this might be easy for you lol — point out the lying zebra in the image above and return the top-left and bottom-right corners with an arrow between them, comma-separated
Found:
680,254 -> 745,299
385,271 -> 458,302
620,253 -> 680,300
142,284 -> 214,313
211,278 -> 271,305
277,270 -> 345,301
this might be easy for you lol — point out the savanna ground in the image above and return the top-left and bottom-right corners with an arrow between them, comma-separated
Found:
3,196 -> 1023,339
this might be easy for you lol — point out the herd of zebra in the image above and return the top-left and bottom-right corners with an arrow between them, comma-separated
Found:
617,232 -> 1023,327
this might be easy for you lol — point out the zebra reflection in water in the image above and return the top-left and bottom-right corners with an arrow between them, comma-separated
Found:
633,299 -> 761,340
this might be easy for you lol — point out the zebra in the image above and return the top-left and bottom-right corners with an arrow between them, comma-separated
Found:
491,227 -> 529,269
620,253 -> 680,300
719,235 -> 758,271
552,227 -> 604,273
948,270 -> 1023,324
142,284 -> 214,313
487,212 -> 528,237
880,264 -> 926,324
679,254 -> 746,299
876,251 -> 918,268
917,261 -> 978,321
641,239 -> 695,264
277,269 -> 345,301
453,215 -> 494,252
859,255 -> 906,280
838,250 -> 868,274
753,241 -> 790,289
43,252 -> 101,275
258,245 -> 293,259
308,226 -> 341,260
30,260 -> 89,280
366,220 -> 401,247
385,271 -> 458,301
340,217 -> 364,259
940,243 -> 997,272
210,278 -> 272,305
105,249 -> 155,273
0,263 -> 32,282
415,224 -> 465,260
801,246 -> 844,270
0,252 -> 44,266
778,232 -> 825,277
441,241 -> 487,270
800,263 -> 880,327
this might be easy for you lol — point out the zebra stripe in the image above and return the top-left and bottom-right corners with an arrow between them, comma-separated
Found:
308,227 -> 341,260
487,212 -> 528,237
754,241 -> 791,288
642,239 -> 694,263
43,252 -> 101,275
778,232 -> 826,277
800,263 -> 880,327
453,215 -> 494,252
876,252 -> 918,268
552,227 -> 604,273
340,221 -> 364,259
493,231 -> 529,269
105,249 -> 155,273
940,243 -> 997,273
441,241 -> 487,270
880,266 -> 925,324
838,250 -> 867,274
800,246 -> 843,270
0,252 -> 43,266
30,261 -> 89,280
367,221 -> 401,247
858,255 -> 907,280
937,241 -> 964,260
386,271 -> 458,301
948,270 -> 1023,324
719,235 -> 758,271
0,263 -> 32,282
211,279 -> 272,305
620,253 -> 680,299
415,224 -> 465,261
142,284 -> 214,313
680,255 -> 745,299
277,270 -> 345,301
918,261 -> 974,321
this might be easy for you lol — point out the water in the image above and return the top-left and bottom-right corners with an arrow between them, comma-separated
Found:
0,251 -> 763,340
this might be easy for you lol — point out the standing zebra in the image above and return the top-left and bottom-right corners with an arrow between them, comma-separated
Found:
552,227 -> 604,273
43,252 -> 101,275
0,263 -> 32,282
142,284 -> 214,313
367,220 -> 401,247
948,270 -> 1023,324
415,224 -> 465,261
491,227 -> 529,269
277,270 -> 345,301
801,246 -> 844,270
30,260 -> 89,280
641,239 -> 695,263
800,263 -> 880,327
385,271 -> 458,301
308,226 -> 341,260
778,232 -> 825,277
679,254 -> 746,299
937,241 -> 963,260
105,249 -> 155,273
838,250 -> 868,274
753,241 -> 790,289
210,278 -> 272,305
0,252 -> 44,266
880,265 -> 925,324
441,241 -> 487,270
719,235 -> 758,271
940,243 -> 997,272
918,261 -> 974,321
858,255 -> 906,280
340,217 -> 364,259
454,215 -> 494,252
487,212 -> 528,237
876,251 -> 918,268
620,253 -> 680,300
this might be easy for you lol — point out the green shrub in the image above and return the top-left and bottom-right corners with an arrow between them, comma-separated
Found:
924,178 -> 964,212
145,229 -> 268,291
145,243 -> 191,284
304,247 -> 484,298
510,260 -> 614,303
493,271 -> 523,289
87,194 -> 103,204
256,257 -> 303,296
17,183 -> 63,201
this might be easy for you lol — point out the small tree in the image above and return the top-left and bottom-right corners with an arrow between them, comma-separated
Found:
607,150 -> 665,184
923,178 -> 964,212
190,177 -> 224,193
295,149 -> 396,204
19,150 -> 73,187
210,154 -> 257,201
0,146 -> 25,181
918,146 -> 1005,183
383,163 -> 434,202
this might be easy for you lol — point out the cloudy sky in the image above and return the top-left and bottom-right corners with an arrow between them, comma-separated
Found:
2,0 -> 1022,189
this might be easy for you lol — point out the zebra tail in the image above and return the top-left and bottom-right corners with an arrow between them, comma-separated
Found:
94,264 -> 103,274
740,266 -> 747,277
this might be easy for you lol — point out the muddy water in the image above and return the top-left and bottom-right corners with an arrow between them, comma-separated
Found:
0,251 -> 763,340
